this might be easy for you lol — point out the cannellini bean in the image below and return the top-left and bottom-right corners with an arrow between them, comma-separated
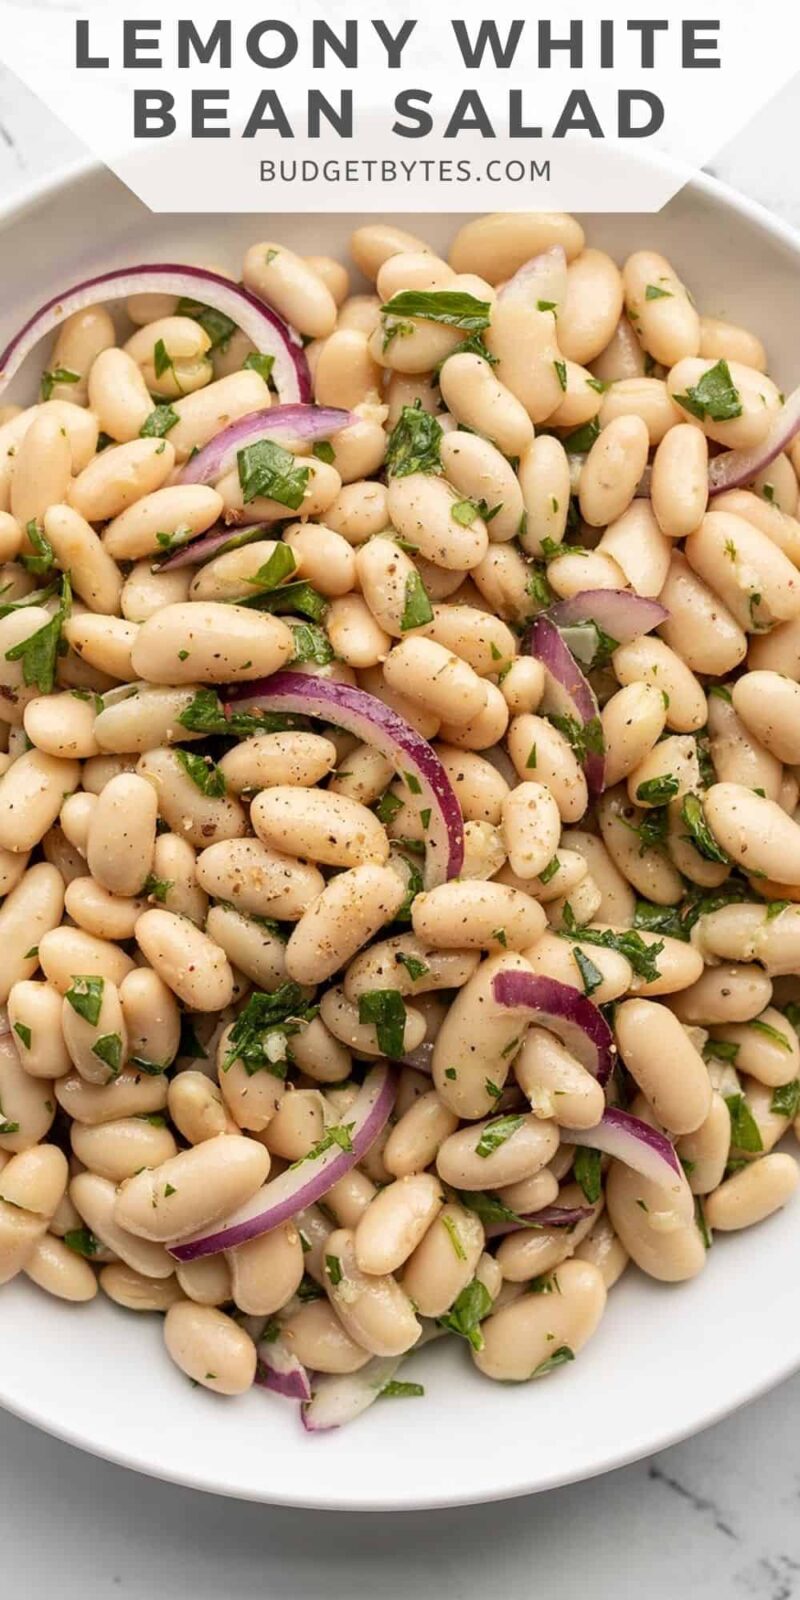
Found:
64,614 -> 139,681
383,1091 -> 459,1179
559,250 -> 624,365
611,637 -> 706,733
24,1233 -> 98,1302
686,512 -> 800,632
579,415 -> 649,528
283,521 -> 356,597
515,1028 -> 606,1129
72,1115 -> 177,1183
130,602 -> 293,685
448,214 -> 584,283
62,975 -> 127,1087
706,1007 -> 799,1087
0,751 -> 81,853
103,485 -> 222,562
88,348 -> 153,442
70,1171 -> 174,1279
699,316 -> 766,371
86,772 -> 158,896
11,413 -> 73,526
219,731 -> 336,794
115,1134 -> 269,1243
8,979 -> 71,1079
598,378 -> 680,446
474,1258 -> 606,1382
704,783 -> 800,882
614,999 -> 711,1134
597,501 -> 671,599
401,1201 -> 485,1318
574,1213 -> 629,1290
439,352 -> 535,453
354,1174 -> 444,1275
591,317 -> 646,383
166,372 -> 271,463
135,910 -> 234,1011
606,1162 -> 704,1282
667,359 -> 781,450
506,715 -> 588,823
517,436 -> 571,558
228,1222 -> 304,1315
279,1299 -> 370,1375
622,250 -> 700,366
286,863 -> 405,986
164,1301 -> 257,1395
138,748 -> 246,850
502,782 -> 561,880
601,683 -> 667,788
651,425 -> 709,539
437,1113 -> 559,1191
714,490 -> 800,567
344,935 -> 478,1000
322,1228 -> 421,1357
0,863 -> 65,1003
56,1067 -> 167,1126
731,672 -> 800,764
176,1254 -> 232,1308
196,837 -> 323,920
387,473 -> 489,572
704,1154 -> 799,1231
119,967 -> 180,1073
670,962 -> 773,1026
244,242 -> 337,339
676,1091 -> 731,1195
658,553 -> 746,676
439,431 -> 524,543
412,881 -> 545,952
44,504 -> 123,615
69,439 -> 176,523
432,951 -> 534,1119
100,1264 -> 182,1313
251,786 -> 388,869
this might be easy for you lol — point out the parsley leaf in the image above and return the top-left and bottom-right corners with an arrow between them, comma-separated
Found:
380,289 -> 491,333
532,1346 -> 575,1378
396,952 -> 429,982
557,620 -> 619,671
289,622 -> 334,666
4,573 -> 71,694
548,713 -> 605,765
635,774 -> 680,806
475,1114 -> 525,1159
64,1227 -> 101,1259
92,1033 -> 123,1076
441,1213 -> 467,1260
748,1017 -> 792,1052
65,975 -> 104,1027
645,283 -> 672,300
573,947 -> 604,998
725,1092 -> 763,1153
237,440 -> 310,509
357,990 -> 407,1058
21,521 -> 56,577
243,351 -> 276,384
379,1380 -> 425,1399
680,793 -> 729,863
246,544 -> 297,592
400,570 -> 434,632
573,1147 -> 603,1204
437,1277 -> 493,1351
40,366 -> 80,401
175,749 -> 226,798
237,580 -> 327,623
223,985 -> 318,1078
561,417 -> 601,453
558,903 -> 663,983
539,856 -> 561,886
674,359 -> 743,423
770,1079 -> 800,1119
176,296 -> 237,351
385,402 -> 443,479
140,404 -> 179,439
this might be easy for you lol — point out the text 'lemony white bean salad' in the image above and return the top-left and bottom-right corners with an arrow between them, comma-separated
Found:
0,212 -> 799,1432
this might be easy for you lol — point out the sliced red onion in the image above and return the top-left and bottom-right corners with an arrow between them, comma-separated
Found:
547,589 -> 669,645
225,673 -> 464,889
158,523 -> 270,571
0,264 -> 311,405
169,1065 -> 396,1262
498,246 -> 567,313
484,1203 -> 593,1240
709,385 -> 800,495
491,969 -> 615,1085
568,1107 -> 693,1222
528,614 -> 605,795
179,405 -> 355,488
301,1355 -> 402,1433
255,1334 -> 312,1403
399,1040 -> 434,1073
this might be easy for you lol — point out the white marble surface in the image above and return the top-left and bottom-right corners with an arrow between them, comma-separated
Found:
2,56 -> 800,1599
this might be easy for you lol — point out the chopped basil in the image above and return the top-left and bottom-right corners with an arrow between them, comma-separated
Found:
246,543 -> 297,592
379,1380 -> 425,1399
770,1079 -> 800,1119
475,1113 -> 525,1160
635,774 -> 680,806
380,289 -> 491,333
573,947 -> 603,998
531,1346 -> 575,1378
176,297 -> 237,351
140,404 -> 179,439
401,570 -> 434,631
64,1227 -> 101,1259
325,1254 -> 343,1287
237,439 -> 310,509
396,952 -> 429,982
357,990 -> 407,1058
645,283 -> 672,300
385,402 -> 443,479
223,984 -> 317,1078
65,975 -> 104,1027
243,351 -> 276,384
13,1023 -> 31,1050
441,1213 -> 467,1261
680,793 -> 730,864
748,1017 -> 792,1052
92,1033 -> 123,1076
558,903 -> 663,983
175,749 -> 226,798
21,521 -> 55,577
40,366 -> 80,401
437,1277 -> 493,1351
674,359 -> 743,423
724,1092 -> 763,1153
289,622 -> 334,667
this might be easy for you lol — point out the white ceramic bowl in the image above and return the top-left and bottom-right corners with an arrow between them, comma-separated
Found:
2,161 -> 800,1511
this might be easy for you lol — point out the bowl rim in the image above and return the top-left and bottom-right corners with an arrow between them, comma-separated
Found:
1,153 -> 800,1511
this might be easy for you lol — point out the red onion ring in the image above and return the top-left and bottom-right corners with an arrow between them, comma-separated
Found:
224,672 -> 464,889
0,264 -> 311,406
491,969 -> 615,1085
178,404 -> 355,488
567,1107 -> 693,1222
484,1203 -> 594,1240
498,246 -> 567,311
169,1065 -> 396,1262
256,1335 -> 313,1403
546,589 -> 669,644
709,385 -> 800,496
528,614 -> 605,795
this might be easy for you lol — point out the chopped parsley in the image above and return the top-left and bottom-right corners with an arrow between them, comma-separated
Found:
437,1277 -> 493,1351
548,712 -> 605,765
243,352 -> 276,384
396,952 -> 429,983
223,985 -> 318,1078
289,622 -> 334,667
573,1147 -> 603,1204
539,856 -> 561,886
5,572 -> 71,694
246,544 -> 297,592
748,1017 -> 792,1052
475,1114 -> 525,1159
554,359 -> 568,391
557,619 -> 619,671
451,498 -> 481,527
725,1092 -> 763,1153
680,794 -> 729,864
645,283 -> 672,300
175,749 -> 226,798
40,366 -> 80,401
176,296 -> 237,351
140,404 -> 179,439
770,1080 -> 800,1119
294,1124 -> 355,1166
531,1346 -> 575,1378
674,359 -> 743,423
237,440 -> 310,509
357,990 -> 407,1058
441,1213 -> 467,1261
561,417 -> 601,453
239,580 -> 327,623
325,1254 -> 343,1287
65,975 -> 104,1027
635,774 -> 680,806
573,947 -> 604,998
379,1380 -> 425,1399
380,289 -> 491,333
401,570 -> 434,632
13,1023 -> 31,1050
557,903 -> 663,983
64,1228 -> 101,1259
385,402 -> 443,479
92,1033 -> 123,1076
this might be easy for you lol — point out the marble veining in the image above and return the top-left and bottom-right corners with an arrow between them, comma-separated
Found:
1,55 -> 800,1600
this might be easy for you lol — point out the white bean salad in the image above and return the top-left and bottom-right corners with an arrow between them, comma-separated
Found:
0,210 -> 800,1429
